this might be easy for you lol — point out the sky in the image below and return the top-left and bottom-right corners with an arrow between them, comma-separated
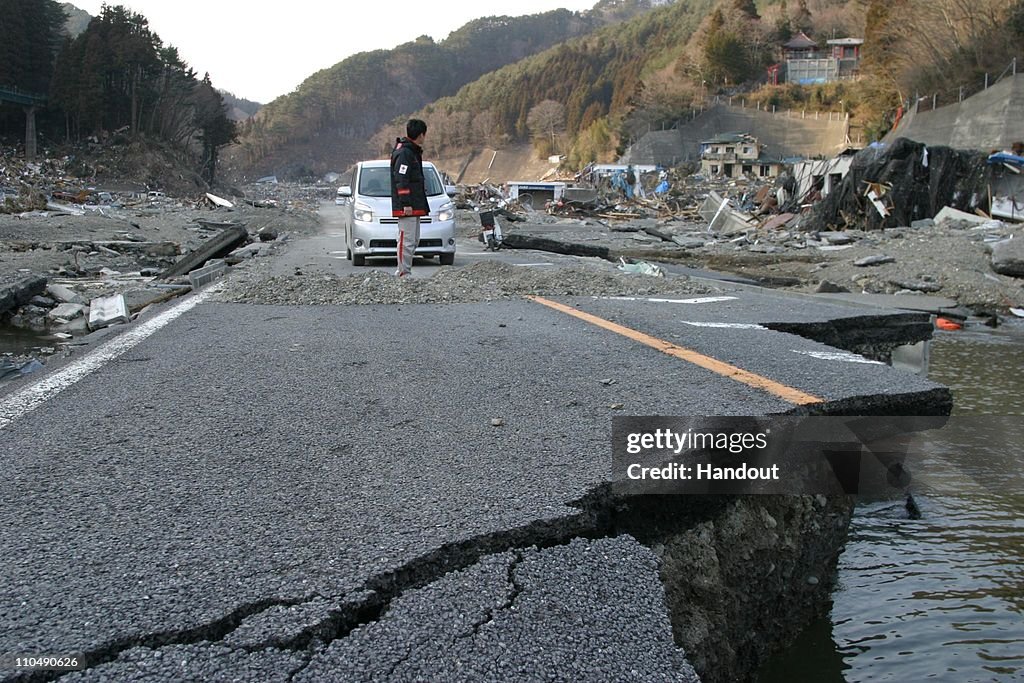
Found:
70,1 -> 598,104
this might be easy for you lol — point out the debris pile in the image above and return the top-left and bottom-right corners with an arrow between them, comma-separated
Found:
807,138 -> 992,231
216,260 -> 713,307
0,143 -> 318,357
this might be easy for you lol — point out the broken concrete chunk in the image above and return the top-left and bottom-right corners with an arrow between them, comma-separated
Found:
45,283 -> 85,304
227,243 -> 264,261
815,280 -> 850,293
934,206 -> 989,226
257,226 -> 279,242
854,255 -> 896,267
61,317 -> 90,334
819,231 -> 854,245
188,259 -> 229,290
29,295 -> 55,308
0,274 -> 47,315
889,279 -> 943,293
990,237 -> 1024,277
48,303 -> 87,320
161,225 -> 248,279
88,294 -> 129,330
671,236 -> 706,249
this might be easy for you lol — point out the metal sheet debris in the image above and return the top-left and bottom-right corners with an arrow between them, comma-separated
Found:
88,293 -> 129,330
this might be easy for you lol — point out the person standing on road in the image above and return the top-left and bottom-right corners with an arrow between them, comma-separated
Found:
390,119 -> 429,277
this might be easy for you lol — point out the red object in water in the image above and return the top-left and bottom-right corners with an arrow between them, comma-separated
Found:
935,317 -> 962,331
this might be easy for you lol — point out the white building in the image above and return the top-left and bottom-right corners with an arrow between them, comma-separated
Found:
792,150 -> 857,202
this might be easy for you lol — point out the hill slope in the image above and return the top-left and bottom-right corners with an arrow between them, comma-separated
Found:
226,9 -> 609,179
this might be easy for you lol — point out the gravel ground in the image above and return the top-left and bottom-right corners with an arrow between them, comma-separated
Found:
215,260 -> 714,306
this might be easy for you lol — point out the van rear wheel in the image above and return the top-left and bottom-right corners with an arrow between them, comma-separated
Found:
439,253 -> 455,266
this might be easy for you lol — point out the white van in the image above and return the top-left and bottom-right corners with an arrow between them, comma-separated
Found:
337,160 -> 456,266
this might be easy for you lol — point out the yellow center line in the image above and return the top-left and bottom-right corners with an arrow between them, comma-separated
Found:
529,296 -> 823,406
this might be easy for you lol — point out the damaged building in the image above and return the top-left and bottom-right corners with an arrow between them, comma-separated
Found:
699,133 -> 784,179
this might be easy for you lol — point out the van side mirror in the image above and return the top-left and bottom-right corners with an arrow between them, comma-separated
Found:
338,186 -> 352,197
445,185 -> 457,197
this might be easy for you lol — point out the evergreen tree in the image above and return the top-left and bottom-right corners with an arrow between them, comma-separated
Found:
0,0 -> 66,94
193,74 -> 236,184
791,0 -> 813,35
776,0 -> 794,42
733,0 -> 761,21
704,31 -> 751,84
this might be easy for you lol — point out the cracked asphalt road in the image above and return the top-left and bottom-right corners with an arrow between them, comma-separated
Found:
0,232 -> 949,681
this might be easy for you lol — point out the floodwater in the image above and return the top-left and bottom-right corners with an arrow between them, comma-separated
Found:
0,324 -> 56,355
760,325 -> 1024,681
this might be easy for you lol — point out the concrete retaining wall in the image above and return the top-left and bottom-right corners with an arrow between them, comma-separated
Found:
887,74 -> 1024,151
624,104 -> 851,166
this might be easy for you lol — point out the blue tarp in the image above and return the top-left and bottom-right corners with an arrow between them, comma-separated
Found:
987,152 -> 1024,168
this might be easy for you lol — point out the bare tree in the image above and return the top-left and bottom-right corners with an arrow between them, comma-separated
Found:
472,110 -> 497,145
526,99 -> 566,150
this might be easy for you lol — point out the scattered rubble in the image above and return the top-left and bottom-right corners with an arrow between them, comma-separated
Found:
215,260 -> 713,306
1,146 -> 320,363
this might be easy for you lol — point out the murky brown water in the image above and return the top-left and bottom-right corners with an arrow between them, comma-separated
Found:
760,325 -> 1024,682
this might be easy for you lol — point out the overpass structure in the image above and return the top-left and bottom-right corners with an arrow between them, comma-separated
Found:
0,86 -> 48,161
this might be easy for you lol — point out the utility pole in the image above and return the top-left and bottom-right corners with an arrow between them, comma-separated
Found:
24,106 -> 37,161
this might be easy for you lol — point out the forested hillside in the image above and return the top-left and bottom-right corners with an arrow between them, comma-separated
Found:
378,0 -> 720,166
228,7 -> 638,178
380,0 -> 864,166
374,0 -> 1022,168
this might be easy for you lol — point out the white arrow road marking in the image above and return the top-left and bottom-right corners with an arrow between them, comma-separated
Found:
0,288 -> 218,431
793,350 -> 885,365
